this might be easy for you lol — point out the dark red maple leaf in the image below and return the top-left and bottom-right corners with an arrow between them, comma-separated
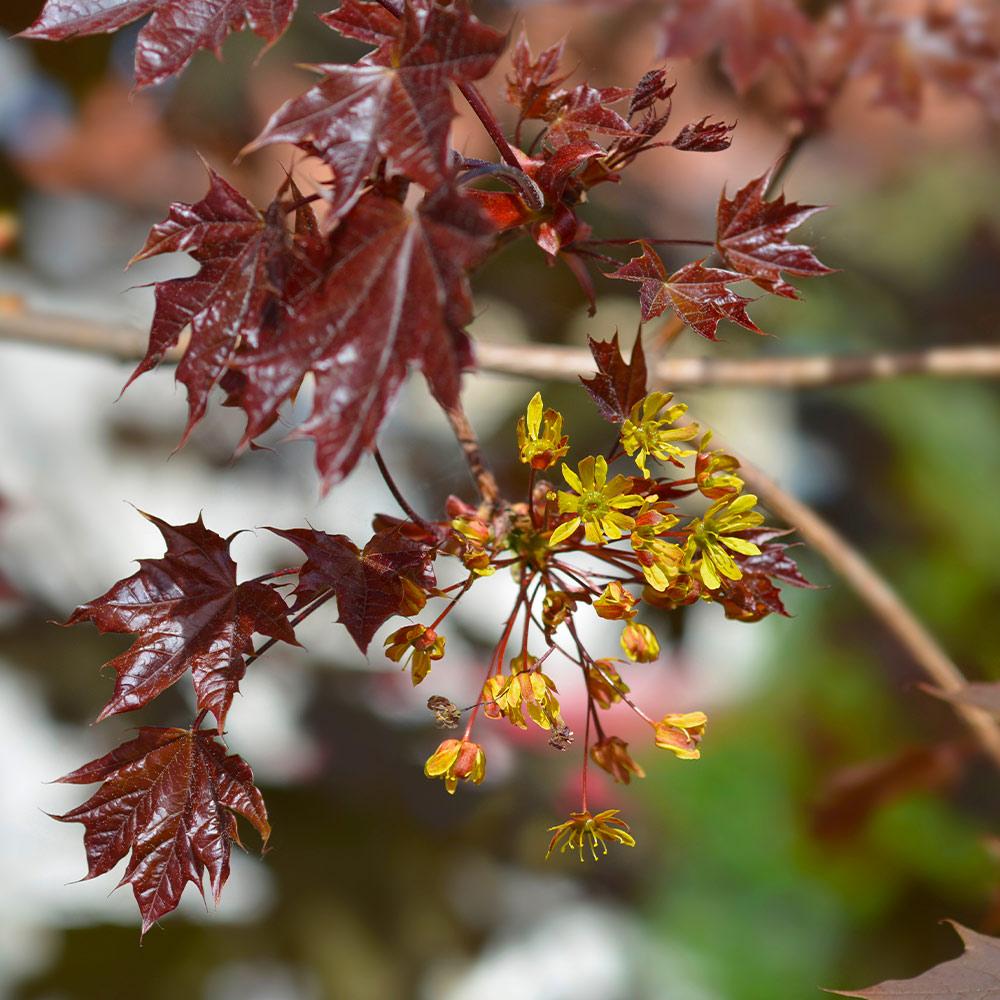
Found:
224,185 -> 495,490
67,512 -> 296,730
126,167 -> 326,443
244,0 -> 506,215
717,527 -> 815,622
270,526 -> 436,652
18,0 -> 296,88
715,168 -> 832,298
659,0 -> 813,94
610,244 -> 761,340
54,727 -> 269,935
580,331 -> 648,424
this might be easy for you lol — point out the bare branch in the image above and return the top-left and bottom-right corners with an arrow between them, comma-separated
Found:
476,339 -> 1000,387
2,309 -> 999,387
723,440 -> 1000,770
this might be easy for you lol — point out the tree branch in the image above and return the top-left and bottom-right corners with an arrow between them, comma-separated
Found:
2,309 -> 999,387
723,439 -> 1000,770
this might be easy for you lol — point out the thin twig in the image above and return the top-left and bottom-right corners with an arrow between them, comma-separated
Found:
373,447 -> 430,528
444,401 -> 500,507
3,310 -> 1000,387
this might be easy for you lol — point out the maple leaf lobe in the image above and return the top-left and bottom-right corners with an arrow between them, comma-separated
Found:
716,167 -> 833,298
19,0 -> 298,88
270,525 -> 435,652
580,331 -> 649,424
67,512 -> 295,730
54,727 -> 269,934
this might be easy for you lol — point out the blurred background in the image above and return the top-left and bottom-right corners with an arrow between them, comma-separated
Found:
0,1 -> 998,997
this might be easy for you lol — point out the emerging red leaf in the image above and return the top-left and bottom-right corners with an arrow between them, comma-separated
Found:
659,0 -> 814,94
19,0 -> 296,88
828,922 -> 1000,998
270,526 -> 436,652
506,31 -> 571,123
671,116 -> 735,152
126,167 -> 325,443
717,527 -> 815,622
716,168 -> 832,298
610,244 -> 761,340
55,727 -> 269,935
67,512 -> 296,730
225,186 -> 495,490
245,0 -> 506,214
580,331 -> 648,424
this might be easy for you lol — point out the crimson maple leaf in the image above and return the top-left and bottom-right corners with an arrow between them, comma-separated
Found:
18,0 -> 296,88
580,331 -> 648,424
54,727 -> 270,935
659,0 -> 813,93
716,527 -> 814,622
610,244 -> 761,340
67,512 -> 297,730
224,185 -> 495,490
270,526 -> 435,652
126,167 -> 326,443
244,0 -> 506,215
715,168 -> 832,298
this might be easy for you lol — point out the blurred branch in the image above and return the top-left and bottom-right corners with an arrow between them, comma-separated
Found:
2,310 -> 1000,386
476,340 -> 1000,386
722,441 -> 1000,771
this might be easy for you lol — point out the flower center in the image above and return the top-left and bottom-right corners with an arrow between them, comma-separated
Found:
579,491 -> 609,518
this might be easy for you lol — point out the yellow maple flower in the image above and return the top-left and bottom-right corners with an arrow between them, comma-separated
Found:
424,738 -> 486,794
384,624 -> 445,685
695,430 -> 744,498
620,392 -> 699,476
546,808 -> 636,861
684,492 -> 764,590
517,392 -> 570,470
654,711 -> 708,759
483,657 -> 563,730
593,581 -> 638,621
620,621 -> 659,662
550,455 -> 645,546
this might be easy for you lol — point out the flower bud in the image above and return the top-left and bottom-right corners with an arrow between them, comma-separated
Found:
424,738 -> 486,794
654,712 -> 707,759
398,576 -> 428,616
590,735 -> 645,784
384,624 -> 445,685
620,621 -> 659,662
593,581 -> 638,621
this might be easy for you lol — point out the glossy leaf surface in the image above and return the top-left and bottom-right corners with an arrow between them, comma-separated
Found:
55,727 -> 269,934
67,513 -> 296,729
716,168 -> 832,298
271,525 -> 435,652
19,0 -> 297,87
610,244 -> 760,340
